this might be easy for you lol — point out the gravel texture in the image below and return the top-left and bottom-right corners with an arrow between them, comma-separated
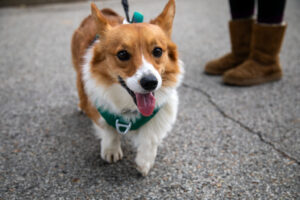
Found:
0,0 -> 299,199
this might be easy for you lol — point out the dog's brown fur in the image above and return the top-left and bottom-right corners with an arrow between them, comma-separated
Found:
71,9 -> 124,125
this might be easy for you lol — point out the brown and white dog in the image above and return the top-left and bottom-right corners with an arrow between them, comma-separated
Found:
71,0 -> 183,176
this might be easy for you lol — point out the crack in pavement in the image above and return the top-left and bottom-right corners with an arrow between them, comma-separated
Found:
181,83 -> 300,165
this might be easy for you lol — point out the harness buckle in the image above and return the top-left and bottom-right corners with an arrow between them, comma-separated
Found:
115,119 -> 132,135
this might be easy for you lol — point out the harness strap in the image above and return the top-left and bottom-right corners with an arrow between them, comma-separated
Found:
98,107 -> 160,134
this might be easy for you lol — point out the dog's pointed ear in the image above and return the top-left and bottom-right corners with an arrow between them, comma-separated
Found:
150,0 -> 175,38
91,3 -> 111,37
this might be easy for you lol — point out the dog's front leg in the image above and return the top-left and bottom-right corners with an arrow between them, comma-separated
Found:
94,123 -> 123,163
134,96 -> 178,176
135,129 -> 159,176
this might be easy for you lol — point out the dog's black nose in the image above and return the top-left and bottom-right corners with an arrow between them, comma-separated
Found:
140,74 -> 158,91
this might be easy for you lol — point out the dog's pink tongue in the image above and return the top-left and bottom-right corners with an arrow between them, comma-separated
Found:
135,93 -> 156,116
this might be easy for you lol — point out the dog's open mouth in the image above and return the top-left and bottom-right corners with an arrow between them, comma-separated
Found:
135,92 -> 156,117
118,76 -> 156,117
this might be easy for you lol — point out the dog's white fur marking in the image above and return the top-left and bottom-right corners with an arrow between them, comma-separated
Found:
126,55 -> 162,94
82,42 -> 183,175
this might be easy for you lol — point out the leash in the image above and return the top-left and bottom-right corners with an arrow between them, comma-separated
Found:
121,0 -> 130,23
121,0 -> 144,23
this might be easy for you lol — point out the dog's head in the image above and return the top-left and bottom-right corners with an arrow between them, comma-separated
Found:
90,0 -> 181,116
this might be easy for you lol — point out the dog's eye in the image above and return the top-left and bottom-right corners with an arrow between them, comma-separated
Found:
117,50 -> 131,61
152,47 -> 163,58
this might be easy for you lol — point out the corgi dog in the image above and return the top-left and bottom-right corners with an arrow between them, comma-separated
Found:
71,0 -> 183,176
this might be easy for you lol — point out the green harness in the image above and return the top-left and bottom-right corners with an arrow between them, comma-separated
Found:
97,107 -> 160,134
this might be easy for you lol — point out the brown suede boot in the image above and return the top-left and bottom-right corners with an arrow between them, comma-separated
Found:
204,19 -> 254,75
223,23 -> 287,86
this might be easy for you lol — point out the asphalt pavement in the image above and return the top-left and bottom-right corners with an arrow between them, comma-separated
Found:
0,0 -> 299,199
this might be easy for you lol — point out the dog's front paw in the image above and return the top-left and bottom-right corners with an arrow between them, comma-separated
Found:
101,146 -> 123,163
135,157 -> 154,176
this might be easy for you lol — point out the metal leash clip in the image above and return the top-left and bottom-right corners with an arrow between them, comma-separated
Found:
115,119 -> 132,135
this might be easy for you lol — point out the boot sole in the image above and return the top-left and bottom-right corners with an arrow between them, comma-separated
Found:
223,72 -> 282,86
204,69 -> 224,76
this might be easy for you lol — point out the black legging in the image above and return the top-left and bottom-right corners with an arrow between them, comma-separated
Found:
229,0 -> 286,24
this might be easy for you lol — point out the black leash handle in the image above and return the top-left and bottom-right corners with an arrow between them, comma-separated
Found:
122,0 -> 130,22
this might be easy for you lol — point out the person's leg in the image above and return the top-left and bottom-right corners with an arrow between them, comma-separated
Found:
257,0 -> 286,24
229,0 -> 255,20
223,0 -> 287,86
204,0 -> 254,75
